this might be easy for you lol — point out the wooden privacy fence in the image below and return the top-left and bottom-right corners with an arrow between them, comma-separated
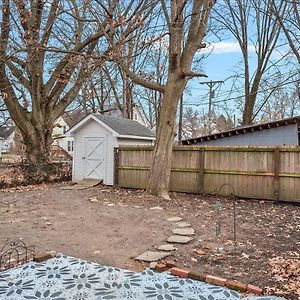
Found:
115,145 -> 300,202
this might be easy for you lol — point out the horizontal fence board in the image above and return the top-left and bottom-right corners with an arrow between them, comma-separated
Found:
116,146 -> 300,202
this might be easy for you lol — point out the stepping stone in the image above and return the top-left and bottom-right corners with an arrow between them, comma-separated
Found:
135,251 -> 170,262
172,228 -> 195,236
177,222 -> 191,228
167,217 -> 182,222
156,244 -> 178,251
150,206 -> 164,210
167,235 -> 193,244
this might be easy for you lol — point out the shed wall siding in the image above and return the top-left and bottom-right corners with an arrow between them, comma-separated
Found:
73,119 -> 117,185
117,138 -> 154,146
195,124 -> 298,146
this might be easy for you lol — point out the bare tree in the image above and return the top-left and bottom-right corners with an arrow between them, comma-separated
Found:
259,73 -> 300,121
0,0 -> 122,164
105,0 -> 215,198
214,0 -> 289,125
271,0 -> 300,63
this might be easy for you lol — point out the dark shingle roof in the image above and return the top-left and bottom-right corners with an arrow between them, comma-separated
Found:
62,111 -> 88,128
93,114 -> 155,138
0,126 -> 14,140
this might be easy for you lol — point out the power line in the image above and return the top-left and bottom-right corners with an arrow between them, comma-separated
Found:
199,80 -> 223,134
185,78 -> 299,107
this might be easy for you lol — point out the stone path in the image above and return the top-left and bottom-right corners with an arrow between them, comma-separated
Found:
172,227 -> 195,236
135,251 -> 170,262
135,215 -> 196,262
156,244 -> 178,251
133,216 -> 286,299
166,235 -> 193,243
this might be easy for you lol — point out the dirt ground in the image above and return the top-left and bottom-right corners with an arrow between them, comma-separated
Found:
0,183 -> 299,299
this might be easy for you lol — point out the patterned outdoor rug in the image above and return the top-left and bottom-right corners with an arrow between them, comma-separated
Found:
0,254 -> 284,299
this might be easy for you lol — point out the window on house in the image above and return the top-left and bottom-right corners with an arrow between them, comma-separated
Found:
63,126 -> 67,134
68,141 -> 74,152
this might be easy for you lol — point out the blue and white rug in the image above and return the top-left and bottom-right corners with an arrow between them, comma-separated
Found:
0,255 -> 284,299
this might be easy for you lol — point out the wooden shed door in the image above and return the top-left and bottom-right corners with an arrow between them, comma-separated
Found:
84,137 -> 105,179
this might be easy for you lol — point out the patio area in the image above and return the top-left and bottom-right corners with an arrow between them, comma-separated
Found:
0,255 -> 284,300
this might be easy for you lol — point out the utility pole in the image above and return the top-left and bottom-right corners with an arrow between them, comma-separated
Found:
199,80 -> 223,134
178,94 -> 183,143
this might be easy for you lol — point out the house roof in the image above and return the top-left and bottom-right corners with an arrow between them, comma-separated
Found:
68,113 -> 155,139
0,126 -> 14,140
62,111 -> 88,128
181,116 -> 300,145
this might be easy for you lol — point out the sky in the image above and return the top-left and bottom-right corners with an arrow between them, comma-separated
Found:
184,40 -> 298,122
185,41 -> 248,113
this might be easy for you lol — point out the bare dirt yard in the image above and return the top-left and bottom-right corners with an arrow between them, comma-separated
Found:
0,183 -> 299,299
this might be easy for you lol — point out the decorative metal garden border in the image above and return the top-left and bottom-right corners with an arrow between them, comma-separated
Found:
0,240 -> 35,271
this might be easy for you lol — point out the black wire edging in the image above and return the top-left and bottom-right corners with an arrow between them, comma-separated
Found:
0,240 -> 35,271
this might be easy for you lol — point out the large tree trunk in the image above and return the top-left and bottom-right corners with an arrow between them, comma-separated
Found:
23,126 -> 53,164
146,74 -> 186,199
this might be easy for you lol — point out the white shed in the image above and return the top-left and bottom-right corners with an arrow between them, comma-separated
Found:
69,113 -> 155,185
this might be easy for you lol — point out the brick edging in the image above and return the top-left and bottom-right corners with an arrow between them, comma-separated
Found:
153,261 -> 263,296
33,251 -> 57,263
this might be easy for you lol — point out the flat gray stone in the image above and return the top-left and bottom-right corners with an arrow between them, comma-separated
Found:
150,206 -> 164,210
167,235 -> 193,244
176,222 -> 192,228
156,244 -> 178,251
172,228 -> 195,236
135,251 -> 170,262
167,217 -> 182,222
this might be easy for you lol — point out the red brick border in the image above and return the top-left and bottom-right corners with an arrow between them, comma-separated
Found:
151,262 -> 263,296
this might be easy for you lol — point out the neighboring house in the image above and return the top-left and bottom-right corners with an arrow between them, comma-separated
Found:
53,111 -> 86,156
69,114 -> 155,185
181,116 -> 300,146
53,106 -> 147,156
102,104 -> 147,127
0,126 -> 15,153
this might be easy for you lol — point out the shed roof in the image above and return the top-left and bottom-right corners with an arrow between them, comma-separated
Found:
93,114 -> 155,138
181,116 -> 300,145
69,113 -> 155,139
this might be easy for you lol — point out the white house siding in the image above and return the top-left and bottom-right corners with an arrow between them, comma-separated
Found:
55,135 -> 74,154
104,107 -> 147,127
194,124 -> 298,146
1,132 -> 15,153
73,119 -> 117,185
53,117 -> 74,155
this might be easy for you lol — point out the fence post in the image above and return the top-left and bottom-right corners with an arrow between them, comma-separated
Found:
199,148 -> 205,194
113,147 -> 119,187
273,147 -> 280,203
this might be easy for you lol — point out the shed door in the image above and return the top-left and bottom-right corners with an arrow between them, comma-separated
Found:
84,137 -> 105,179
